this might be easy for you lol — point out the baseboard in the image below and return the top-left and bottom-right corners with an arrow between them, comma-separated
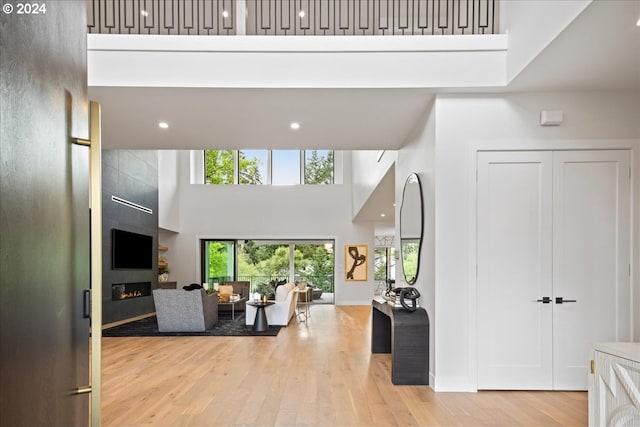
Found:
432,375 -> 478,392
102,312 -> 156,330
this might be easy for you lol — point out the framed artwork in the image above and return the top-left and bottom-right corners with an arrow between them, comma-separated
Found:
345,244 -> 367,281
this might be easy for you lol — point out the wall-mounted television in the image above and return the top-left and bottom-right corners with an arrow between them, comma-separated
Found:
112,229 -> 153,270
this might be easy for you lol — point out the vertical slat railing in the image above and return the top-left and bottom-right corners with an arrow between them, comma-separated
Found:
87,0 -> 496,36
87,0 -> 236,35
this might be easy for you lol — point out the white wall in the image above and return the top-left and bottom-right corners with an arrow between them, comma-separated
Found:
163,150 -> 377,305
351,150 -> 397,218
88,34 -> 507,89
158,150 -> 180,232
396,98 -> 437,387
397,91 -> 640,391
500,0 -> 591,82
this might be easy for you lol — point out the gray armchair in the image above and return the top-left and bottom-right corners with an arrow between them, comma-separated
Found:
152,289 -> 218,332
218,281 -> 250,312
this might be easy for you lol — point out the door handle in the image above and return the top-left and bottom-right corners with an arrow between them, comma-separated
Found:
83,289 -> 91,319
555,297 -> 577,304
536,297 -> 552,304
73,386 -> 92,395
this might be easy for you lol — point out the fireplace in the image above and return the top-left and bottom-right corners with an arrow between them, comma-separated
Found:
112,282 -> 151,301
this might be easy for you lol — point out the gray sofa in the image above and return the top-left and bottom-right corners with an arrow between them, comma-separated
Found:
152,289 -> 218,332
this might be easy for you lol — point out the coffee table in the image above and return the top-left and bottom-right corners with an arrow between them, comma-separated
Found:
218,297 -> 246,320
247,301 -> 275,332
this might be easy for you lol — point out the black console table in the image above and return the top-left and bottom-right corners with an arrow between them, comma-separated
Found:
371,298 -> 429,385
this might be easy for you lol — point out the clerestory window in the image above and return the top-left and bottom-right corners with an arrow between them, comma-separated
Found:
204,149 -> 334,185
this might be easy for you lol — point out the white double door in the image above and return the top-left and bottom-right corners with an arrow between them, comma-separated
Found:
477,150 -> 631,390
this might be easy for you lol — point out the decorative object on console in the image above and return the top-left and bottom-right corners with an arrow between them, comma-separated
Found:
398,287 -> 421,312
345,244 -> 367,281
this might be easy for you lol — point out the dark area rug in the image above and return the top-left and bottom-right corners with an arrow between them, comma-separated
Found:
102,312 -> 281,337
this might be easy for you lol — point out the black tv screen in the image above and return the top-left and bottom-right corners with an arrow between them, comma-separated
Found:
112,229 -> 153,269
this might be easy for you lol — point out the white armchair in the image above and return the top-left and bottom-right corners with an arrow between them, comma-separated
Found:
246,283 -> 298,326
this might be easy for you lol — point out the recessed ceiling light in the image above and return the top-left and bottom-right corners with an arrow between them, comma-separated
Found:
290,122 -> 300,130
380,213 -> 386,217
141,10 -> 149,17
636,18 -> 640,27
222,10 -> 229,18
299,10 -> 306,18
158,122 -> 169,129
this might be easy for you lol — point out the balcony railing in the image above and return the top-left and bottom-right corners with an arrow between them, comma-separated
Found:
87,0 -> 497,36
207,275 -> 335,293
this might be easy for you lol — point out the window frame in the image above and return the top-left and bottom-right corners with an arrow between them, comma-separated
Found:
203,149 -> 334,186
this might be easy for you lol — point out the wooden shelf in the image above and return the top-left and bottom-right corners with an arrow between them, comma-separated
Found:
158,244 -> 168,252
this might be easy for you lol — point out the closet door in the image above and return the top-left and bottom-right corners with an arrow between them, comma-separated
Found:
477,151 -> 554,389
552,150 -> 631,390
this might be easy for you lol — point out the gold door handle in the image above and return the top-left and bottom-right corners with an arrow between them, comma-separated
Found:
74,386 -> 92,395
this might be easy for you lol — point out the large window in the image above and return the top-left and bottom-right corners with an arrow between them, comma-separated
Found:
204,149 -> 334,185
294,243 -> 335,292
305,150 -> 334,184
201,240 -> 235,284
374,247 -> 396,282
204,150 -> 234,184
238,241 -> 289,283
201,239 -> 335,302
238,150 -> 266,184
271,150 -> 300,185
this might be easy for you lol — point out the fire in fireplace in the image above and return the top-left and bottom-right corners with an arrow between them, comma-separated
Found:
112,282 -> 151,301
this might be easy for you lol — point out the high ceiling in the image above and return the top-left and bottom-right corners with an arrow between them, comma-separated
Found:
506,0 -> 640,93
88,0 -> 640,224
90,87 -> 435,150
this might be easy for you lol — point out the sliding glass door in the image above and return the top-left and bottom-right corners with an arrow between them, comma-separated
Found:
201,239 -> 335,303
201,240 -> 235,285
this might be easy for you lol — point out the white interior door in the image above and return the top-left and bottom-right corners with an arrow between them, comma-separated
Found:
477,151 -> 553,389
477,149 -> 631,391
552,150 -> 631,390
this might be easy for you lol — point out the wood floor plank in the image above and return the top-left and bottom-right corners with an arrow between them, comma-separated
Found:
101,305 -> 587,426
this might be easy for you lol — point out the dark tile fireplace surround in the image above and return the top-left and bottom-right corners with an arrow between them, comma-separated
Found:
102,150 -> 158,324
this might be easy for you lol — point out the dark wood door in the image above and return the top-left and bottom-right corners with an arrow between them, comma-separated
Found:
0,1 -> 90,425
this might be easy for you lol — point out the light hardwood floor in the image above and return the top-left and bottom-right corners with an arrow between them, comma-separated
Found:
102,305 -> 587,426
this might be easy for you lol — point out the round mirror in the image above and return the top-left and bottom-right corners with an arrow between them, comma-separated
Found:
399,173 -> 424,285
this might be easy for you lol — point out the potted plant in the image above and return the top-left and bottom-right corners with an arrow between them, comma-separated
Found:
254,282 -> 275,303
202,283 -> 218,296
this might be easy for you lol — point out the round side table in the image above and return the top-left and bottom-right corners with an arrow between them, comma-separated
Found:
247,301 -> 275,332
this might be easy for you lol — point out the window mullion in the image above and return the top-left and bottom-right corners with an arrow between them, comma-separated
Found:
233,151 -> 239,184
300,150 -> 305,184
289,244 -> 295,282
267,150 -> 272,185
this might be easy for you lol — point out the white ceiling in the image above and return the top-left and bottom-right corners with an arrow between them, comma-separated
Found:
506,0 -> 640,93
88,0 -> 640,224
90,87 -> 435,150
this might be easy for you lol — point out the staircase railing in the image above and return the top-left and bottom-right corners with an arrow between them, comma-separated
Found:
87,0 -> 497,36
